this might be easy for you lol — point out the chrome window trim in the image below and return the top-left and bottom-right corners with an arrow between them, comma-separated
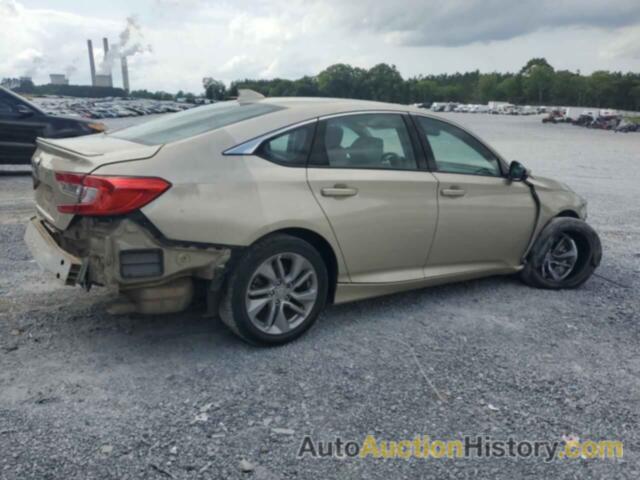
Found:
222,110 -> 408,156
223,118 -> 318,156
318,109 -> 407,120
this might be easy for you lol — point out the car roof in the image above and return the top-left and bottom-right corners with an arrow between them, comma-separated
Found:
261,96 -> 421,115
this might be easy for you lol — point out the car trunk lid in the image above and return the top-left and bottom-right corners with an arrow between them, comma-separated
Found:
32,135 -> 162,230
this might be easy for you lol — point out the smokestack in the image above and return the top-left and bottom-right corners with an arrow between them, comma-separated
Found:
102,37 -> 113,87
102,37 -> 109,59
87,39 -> 96,86
121,56 -> 130,93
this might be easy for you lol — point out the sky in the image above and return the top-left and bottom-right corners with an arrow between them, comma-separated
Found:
1,0 -> 640,93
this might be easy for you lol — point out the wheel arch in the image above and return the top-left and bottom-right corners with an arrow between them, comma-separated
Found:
556,209 -> 580,219
521,207 -> 583,262
253,227 -> 339,304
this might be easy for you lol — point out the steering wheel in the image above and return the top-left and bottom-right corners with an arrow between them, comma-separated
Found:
381,152 -> 401,167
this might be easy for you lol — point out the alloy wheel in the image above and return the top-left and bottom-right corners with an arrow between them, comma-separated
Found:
245,253 -> 318,335
541,234 -> 579,281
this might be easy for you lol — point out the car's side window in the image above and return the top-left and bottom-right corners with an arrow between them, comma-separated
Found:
0,97 -> 17,116
415,116 -> 502,176
313,114 -> 417,170
257,123 -> 315,166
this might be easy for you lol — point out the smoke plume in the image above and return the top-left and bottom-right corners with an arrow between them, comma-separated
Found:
98,16 -> 152,74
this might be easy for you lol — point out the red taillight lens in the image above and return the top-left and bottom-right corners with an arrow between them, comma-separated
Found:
55,172 -> 171,216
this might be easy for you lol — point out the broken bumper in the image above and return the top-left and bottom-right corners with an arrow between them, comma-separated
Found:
24,214 -> 233,314
24,217 -> 86,286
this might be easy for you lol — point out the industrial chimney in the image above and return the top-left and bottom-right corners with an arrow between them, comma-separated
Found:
87,40 -> 96,86
98,37 -> 113,88
102,37 -> 109,59
121,56 -> 130,93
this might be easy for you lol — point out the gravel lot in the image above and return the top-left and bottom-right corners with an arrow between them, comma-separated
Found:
1,113 -> 639,479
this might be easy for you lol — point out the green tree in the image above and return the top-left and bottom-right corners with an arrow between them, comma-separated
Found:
497,76 -> 521,103
203,77 -> 226,101
630,84 -> 640,111
476,73 -> 500,102
407,78 -> 438,103
521,58 -> 554,104
519,58 -> 553,75
365,64 -> 405,103
586,71 -> 616,107
550,70 -> 582,106
290,76 -> 320,96
316,64 -> 360,98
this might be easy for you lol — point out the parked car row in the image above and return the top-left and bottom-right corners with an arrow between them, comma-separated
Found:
29,96 -> 196,120
420,102 -> 544,115
542,108 -> 640,132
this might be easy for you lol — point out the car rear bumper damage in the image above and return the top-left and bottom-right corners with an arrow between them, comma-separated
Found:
24,215 -> 232,314
25,218 -> 87,286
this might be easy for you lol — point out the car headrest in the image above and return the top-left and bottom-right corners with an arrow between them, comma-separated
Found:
349,136 -> 383,165
325,125 -> 344,149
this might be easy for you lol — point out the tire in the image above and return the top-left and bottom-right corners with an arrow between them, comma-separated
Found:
219,234 -> 329,345
520,217 -> 602,289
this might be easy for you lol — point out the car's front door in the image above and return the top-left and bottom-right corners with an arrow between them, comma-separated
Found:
306,112 -> 439,283
412,115 -> 536,275
0,92 -> 46,165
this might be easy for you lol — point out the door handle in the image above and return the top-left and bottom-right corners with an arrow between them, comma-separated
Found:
441,187 -> 466,197
321,185 -> 359,197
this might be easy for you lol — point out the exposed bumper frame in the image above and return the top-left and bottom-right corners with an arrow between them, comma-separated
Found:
24,217 -> 86,286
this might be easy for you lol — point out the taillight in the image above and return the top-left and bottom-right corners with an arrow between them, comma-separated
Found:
55,172 -> 171,216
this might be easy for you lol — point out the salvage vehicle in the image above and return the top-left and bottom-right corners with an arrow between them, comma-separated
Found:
24,93 -> 602,345
0,87 -> 105,165
615,119 -> 639,133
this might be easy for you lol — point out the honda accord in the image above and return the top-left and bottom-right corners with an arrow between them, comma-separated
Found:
24,92 -> 602,344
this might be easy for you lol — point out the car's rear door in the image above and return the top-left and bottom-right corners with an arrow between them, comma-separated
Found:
306,112 -> 439,283
411,114 -> 536,274
0,93 -> 46,165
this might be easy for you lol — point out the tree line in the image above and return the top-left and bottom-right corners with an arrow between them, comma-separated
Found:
5,58 -> 640,110
206,58 -> 640,111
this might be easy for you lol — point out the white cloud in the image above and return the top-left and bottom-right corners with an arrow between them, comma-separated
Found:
0,0 -> 120,83
329,0 -> 640,47
600,25 -> 640,60
1,0 -> 639,93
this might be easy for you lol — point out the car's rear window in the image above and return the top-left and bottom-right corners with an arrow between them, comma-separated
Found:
111,101 -> 283,145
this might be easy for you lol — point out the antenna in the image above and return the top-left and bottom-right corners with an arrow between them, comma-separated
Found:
237,89 -> 265,104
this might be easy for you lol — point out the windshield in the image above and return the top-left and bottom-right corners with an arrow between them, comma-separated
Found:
111,101 -> 283,145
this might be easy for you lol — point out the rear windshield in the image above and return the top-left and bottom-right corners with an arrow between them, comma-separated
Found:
111,101 -> 283,145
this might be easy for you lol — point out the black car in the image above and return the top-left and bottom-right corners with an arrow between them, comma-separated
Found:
0,87 -> 105,165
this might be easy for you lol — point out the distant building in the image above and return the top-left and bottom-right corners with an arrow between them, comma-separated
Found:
49,74 -> 69,85
94,74 -> 113,88
0,78 -> 21,89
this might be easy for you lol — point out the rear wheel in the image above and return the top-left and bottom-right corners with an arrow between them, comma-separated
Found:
520,217 -> 602,289
219,234 -> 328,345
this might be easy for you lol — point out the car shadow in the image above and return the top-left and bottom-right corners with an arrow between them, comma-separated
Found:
0,168 -> 31,176
74,273 -> 524,357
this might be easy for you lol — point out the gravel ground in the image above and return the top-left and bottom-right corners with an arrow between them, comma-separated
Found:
0,113 -> 639,479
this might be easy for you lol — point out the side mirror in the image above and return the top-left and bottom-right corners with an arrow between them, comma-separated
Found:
15,104 -> 35,118
508,160 -> 529,181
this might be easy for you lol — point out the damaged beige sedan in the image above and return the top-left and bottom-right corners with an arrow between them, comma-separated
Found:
25,94 -> 602,345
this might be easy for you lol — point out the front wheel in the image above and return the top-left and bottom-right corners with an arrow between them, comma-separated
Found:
219,234 -> 328,345
520,217 -> 602,289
